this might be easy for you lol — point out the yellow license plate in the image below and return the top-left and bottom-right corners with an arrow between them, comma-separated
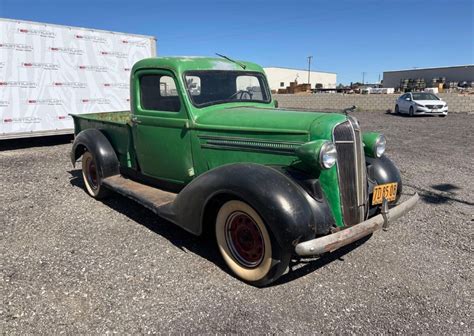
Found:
372,182 -> 398,205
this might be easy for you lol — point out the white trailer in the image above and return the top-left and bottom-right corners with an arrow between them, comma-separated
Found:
0,18 -> 156,139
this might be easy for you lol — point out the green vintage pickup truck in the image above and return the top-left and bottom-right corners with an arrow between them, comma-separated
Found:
71,56 -> 418,286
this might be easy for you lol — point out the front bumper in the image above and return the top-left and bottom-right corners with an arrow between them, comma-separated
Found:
295,193 -> 419,256
415,106 -> 448,115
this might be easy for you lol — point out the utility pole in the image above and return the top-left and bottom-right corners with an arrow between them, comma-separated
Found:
307,56 -> 313,84
362,72 -> 366,85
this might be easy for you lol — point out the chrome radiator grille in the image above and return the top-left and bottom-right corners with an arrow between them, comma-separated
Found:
333,120 -> 367,226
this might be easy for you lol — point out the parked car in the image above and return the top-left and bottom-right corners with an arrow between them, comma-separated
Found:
395,92 -> 448,117
70,56 -> 419,286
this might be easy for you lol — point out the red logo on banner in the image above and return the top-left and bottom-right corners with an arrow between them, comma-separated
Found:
27,99 -> 62,105
104,83 -> 111,87
58,116 -> 66,120
23,63 -> 33,67
124,68 -> 131,71
101,51 -> 108,55
0,82 -> 6,86
76,35 -> 83,38
52,82 -> 86,88
4,118 -> 12,123
78,65 -> 107,72
19,29 -> 28,33
81,98 -> 110,104
50,47 -> 59,51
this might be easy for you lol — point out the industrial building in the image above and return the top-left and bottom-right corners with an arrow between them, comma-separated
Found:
383,65 -> 474,90
264,67 -> 337,91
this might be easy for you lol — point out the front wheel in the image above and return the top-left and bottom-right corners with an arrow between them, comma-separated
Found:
215,200 -> 290,286
394,105 -> 400,114
81,151 -> 109,199
409,106 -> 414,117
438,114 -> 447,118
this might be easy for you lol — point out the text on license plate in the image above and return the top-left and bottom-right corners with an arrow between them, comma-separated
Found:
372,182 -> 398,205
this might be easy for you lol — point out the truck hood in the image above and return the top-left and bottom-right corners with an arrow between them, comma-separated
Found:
193,106 -> 347,137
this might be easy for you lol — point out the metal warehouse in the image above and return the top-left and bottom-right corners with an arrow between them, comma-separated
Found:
264,67 -> 337,91
383,65 -> 474,89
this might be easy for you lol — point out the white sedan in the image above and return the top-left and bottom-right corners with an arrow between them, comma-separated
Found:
395,92 -> 448,117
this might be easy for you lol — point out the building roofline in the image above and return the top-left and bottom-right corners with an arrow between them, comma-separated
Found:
383,64 -> 474,73
0,17 -> 156,40
264,66 -> 337,75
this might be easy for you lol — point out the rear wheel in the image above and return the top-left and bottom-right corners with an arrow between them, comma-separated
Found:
409,106 -> 414,117
215,200 -> 290,286
81,151 -> 109,199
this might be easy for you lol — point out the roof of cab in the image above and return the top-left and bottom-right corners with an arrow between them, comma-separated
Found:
132,56 -> 265,74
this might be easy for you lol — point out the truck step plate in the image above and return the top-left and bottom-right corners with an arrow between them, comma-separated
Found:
102,175 -> 177,213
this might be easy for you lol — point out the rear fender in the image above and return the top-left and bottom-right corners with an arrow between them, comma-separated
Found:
70,129 -> 119,178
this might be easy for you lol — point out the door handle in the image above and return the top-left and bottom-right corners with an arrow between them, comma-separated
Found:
131,117 -> 142,124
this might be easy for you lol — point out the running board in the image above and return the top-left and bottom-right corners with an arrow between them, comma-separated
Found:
102,175 -> 177,215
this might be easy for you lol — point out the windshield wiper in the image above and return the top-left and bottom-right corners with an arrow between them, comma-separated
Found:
215,53 -> 246,69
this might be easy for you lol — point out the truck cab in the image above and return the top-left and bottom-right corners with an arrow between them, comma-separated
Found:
130,57 -> 276,185
71,56 -> 418,286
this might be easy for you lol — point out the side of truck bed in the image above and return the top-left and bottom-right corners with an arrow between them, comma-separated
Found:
71,111 -> 137,169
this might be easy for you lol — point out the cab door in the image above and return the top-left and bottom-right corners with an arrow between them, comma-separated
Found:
132,69 -> 193,185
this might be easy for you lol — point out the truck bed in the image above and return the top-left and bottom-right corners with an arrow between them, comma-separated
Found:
71,111 -> 131,125
72,111 -> 135,168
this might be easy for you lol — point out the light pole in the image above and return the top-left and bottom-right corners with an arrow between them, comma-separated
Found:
307,56 -> 313,85
362,72 -> 366,85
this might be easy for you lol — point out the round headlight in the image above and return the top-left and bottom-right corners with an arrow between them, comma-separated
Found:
320,142 -> 337,169
375,135 -> 386,158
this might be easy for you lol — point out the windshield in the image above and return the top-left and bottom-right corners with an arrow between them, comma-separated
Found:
185,71 -> 271,107
412,92 -> 439,100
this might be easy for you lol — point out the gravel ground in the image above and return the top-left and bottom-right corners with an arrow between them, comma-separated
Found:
1,111 -> 473,334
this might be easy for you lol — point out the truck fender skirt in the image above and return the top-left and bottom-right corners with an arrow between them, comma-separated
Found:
295,193 -> 419,256
366,155 -> 403,198
70,129 -> 119,178
168,163 -> 330,248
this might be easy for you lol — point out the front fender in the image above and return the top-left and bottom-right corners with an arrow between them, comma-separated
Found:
366,155 -> 403,202
168,163 -> 334,248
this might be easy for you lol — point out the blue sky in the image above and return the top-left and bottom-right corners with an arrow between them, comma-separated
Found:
1,0 -> 473,84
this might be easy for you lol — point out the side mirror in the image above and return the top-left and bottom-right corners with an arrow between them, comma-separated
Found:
405,97 -> 411,101
274,99 -> 279,108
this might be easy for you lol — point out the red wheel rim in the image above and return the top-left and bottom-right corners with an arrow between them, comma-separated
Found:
87,158 -> 98,189
225,211 -> 265,268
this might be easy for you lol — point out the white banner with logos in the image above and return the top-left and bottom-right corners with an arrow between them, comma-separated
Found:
0,19 -> 156,137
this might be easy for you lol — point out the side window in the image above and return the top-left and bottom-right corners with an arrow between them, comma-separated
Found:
140,74 -> 181,112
